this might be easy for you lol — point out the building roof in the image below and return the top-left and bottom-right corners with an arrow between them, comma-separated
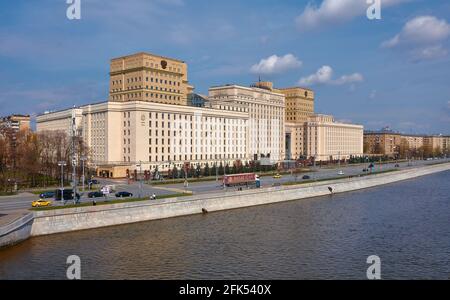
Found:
276,86 -> 314,92
110,52 -> 185,64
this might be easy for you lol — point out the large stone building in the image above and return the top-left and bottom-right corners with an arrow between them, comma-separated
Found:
249,81 -> 316,161
109,52 -> 193,106
37,53 -> 286,177
208,84 -> 286,162
36,51 -> 368,176
304,114 -> 364,161
37,101 -> 249,178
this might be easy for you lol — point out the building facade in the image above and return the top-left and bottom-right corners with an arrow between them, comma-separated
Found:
0,114 -> 31,132
275,86 -> 315,124
37,101 -> 249,178
208,84 -> 286,162
364,130 -> 402,157
364,130 -> 449,157
109,52 -> 193,106
305,115 -> 364,161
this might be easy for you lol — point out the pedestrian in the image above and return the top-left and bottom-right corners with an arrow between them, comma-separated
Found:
152,193 -> 156,200
93,199 -> 97,206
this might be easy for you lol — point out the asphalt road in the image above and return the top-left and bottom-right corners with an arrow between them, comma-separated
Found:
0,158 -> 448,212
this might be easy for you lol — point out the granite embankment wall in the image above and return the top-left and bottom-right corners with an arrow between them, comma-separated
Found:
1,163 -> 449,249
0,213 -> 34,248
30,163 -> 450,237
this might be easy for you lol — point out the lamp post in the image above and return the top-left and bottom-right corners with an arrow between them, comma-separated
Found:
215,161 -> 219,182
136,161 -> 143,199
80,156 -> 87,192
58,161 -> 67,197
338,151 -> 341,170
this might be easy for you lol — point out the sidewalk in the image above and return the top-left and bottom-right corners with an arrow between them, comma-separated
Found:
0,192 -> 35,200
0,210 -> 29,227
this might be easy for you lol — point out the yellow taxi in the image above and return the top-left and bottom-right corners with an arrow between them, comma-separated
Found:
31,199 -> 52,208
273,173 -> 282,179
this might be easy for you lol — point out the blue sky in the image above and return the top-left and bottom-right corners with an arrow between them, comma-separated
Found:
0,0 -> 449,134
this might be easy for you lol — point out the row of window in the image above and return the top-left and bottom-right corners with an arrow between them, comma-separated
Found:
131,153 -> 245,163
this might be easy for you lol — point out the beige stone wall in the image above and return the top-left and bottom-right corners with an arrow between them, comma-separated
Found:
285,122 -> 306,160
109,52 -> 191,106
275,87 -> 315,124
208,84 -> 285,161
305,114 -> 363,161
37,101 -> 250,176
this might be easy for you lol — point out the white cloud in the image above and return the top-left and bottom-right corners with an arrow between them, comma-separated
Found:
298,65 -> 363,86
382,16 -> 450,48
382,16 -> 450,61
334,73 -> 364,85
411,45 -> 448,61
296,0 -> 410,31
250,54 -> 302,75
298,65 -> 333,85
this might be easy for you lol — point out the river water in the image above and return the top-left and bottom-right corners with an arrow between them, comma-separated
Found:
1,171 -> 449,280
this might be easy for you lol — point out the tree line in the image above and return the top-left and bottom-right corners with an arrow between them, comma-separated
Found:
0,128 -> 89,193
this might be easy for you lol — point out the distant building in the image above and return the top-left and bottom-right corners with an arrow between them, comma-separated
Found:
364,130 -> 402,157
304,114 -> 364,161
0,114 -> 31,132
364,130 -> 449,157
188,93 -> 209,108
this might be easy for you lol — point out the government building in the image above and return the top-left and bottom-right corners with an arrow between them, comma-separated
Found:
36,51 -> 365,177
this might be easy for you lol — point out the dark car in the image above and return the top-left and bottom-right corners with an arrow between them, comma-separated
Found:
88,191 -> 104,198
89,179 -> 100,185
302,175 -> 311,180
115,191 -> 133,198
363,168 -> 369,172
55,189 -> 78,201
39,191 -> 55,199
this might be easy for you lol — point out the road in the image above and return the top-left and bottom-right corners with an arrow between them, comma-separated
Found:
0,158 -> 448,213
160,158 -> 449,193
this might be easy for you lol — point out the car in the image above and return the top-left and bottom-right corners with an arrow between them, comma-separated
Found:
362,168 -> 369,172
88,191 -> 104,198
115,191 -> 133,198
395,164 -> 400,168
302,175 -> 311,180
273,174 -> 282,179
39,191 -> 55,199
338,171 -> 345,175
32,200 -> 52,207
89,179 -> 99,185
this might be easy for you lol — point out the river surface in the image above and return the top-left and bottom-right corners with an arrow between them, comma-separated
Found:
1,171 -> 449,280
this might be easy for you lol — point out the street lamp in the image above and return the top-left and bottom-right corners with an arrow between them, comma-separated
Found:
338,151 -> 341,171
80,156 -> 87,192
58,161 -> 67,197
136,161 -> 143,199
